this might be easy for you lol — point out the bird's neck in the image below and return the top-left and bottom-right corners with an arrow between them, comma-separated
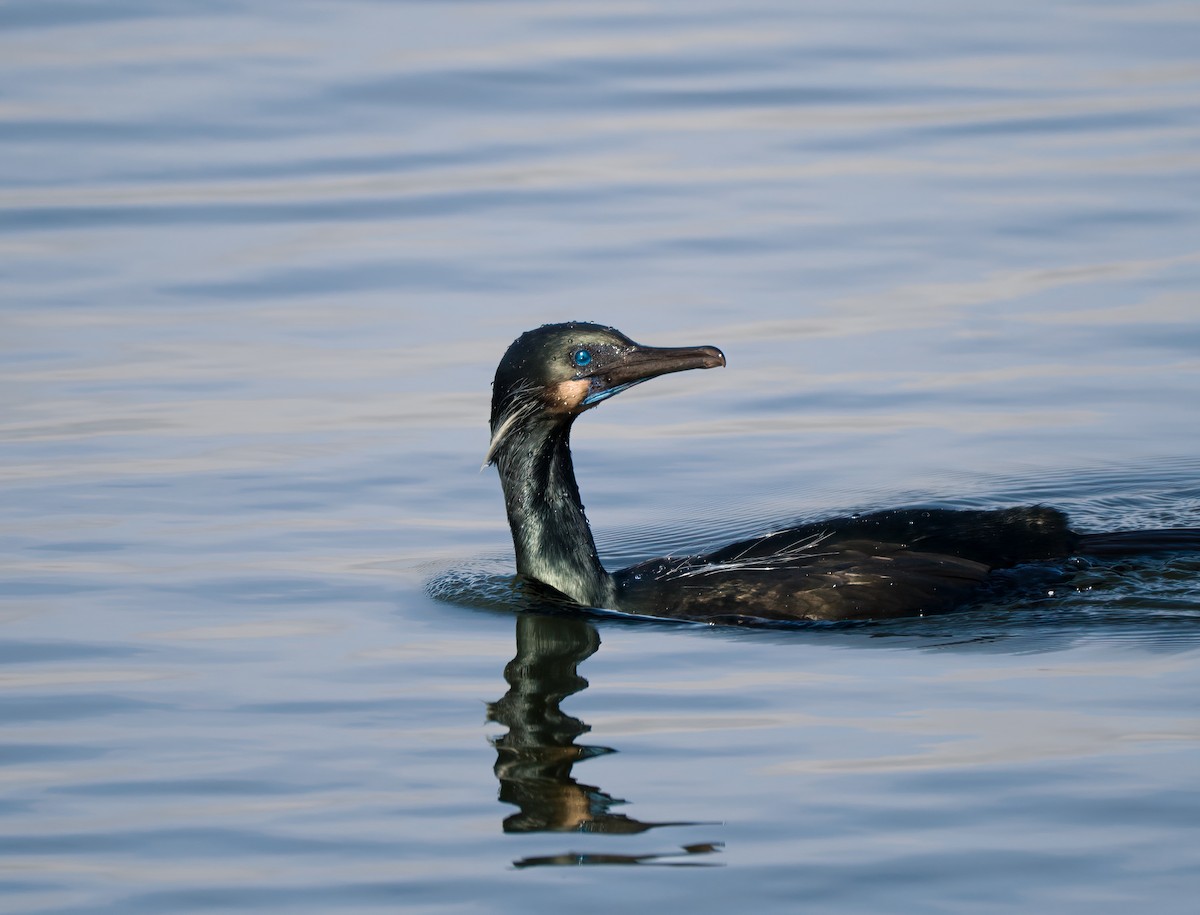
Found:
494,420 -> 615,609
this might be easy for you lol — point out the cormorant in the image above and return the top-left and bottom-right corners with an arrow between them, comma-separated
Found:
485,322 -> 1199,623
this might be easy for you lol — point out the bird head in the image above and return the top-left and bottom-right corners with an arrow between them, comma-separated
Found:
486,322 -> 725,466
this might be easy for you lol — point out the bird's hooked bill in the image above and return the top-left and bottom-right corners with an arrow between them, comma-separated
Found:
597,343 -> 726,388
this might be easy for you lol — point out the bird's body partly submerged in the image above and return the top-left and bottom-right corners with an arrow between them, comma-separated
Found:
486,322 -> 1199,623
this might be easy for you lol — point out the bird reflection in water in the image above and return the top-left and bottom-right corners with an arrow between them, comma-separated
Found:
487,612 -> 722,867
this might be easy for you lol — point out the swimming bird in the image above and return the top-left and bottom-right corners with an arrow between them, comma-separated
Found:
486,322 -> 1199,622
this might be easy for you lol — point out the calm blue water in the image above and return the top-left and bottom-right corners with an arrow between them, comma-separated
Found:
3,1 -> 1200,911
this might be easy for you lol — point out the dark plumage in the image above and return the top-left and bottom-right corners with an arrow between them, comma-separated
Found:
486,322 -> 1199,623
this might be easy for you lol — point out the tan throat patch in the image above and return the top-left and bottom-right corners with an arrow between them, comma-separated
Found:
548,378 -> 591,413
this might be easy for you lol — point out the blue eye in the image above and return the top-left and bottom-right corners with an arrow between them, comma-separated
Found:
573,349 -> 592,367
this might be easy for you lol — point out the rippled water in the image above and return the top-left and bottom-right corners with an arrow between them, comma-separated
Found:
3,1 -> 1200,912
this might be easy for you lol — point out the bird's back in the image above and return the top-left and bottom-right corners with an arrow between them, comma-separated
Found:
613,506 -> 1078,622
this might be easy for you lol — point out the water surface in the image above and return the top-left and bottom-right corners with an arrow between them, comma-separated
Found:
2,1 -> 1199,912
